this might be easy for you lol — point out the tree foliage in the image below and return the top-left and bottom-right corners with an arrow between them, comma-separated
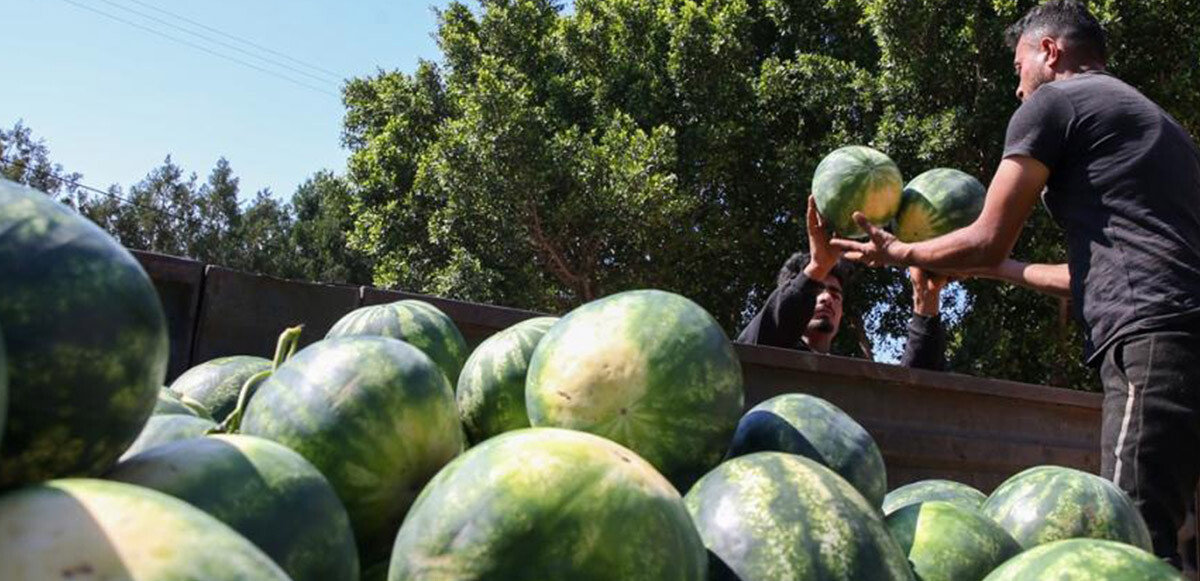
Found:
343,0 -> 1200,389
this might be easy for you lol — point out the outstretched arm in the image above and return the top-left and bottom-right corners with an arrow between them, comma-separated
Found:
831,156 -> 1050,271
972,259 -> 1071,298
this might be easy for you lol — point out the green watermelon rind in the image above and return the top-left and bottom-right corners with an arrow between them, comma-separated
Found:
981,465 -> 1153,551
169,356 -> 272,422
388,428 -> 707,581
0,478 -> 291,580
894,168 -> 986,243
526,289 -> 744,489
0,179 -> 169,488
456,316 -> 558,444
885,501 -> 1022,581
882,479 -> 988,516
119,414 -> 218,462
241,336 -> 464,559
981,538 -> 1185,581
107,434 -> 359,581
326,300 -> 469,385
812,145 -> 903,239
685,451 -> 914,581
726,392 -> 888,509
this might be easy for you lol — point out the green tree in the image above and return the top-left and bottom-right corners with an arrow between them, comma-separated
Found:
290,170 -> 373,284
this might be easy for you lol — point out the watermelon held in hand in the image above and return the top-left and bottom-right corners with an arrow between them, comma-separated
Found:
326,299 -> 469,385
0,478 -> 291,580
456,316 -> 558,444
812,145 -> 903,239
170,356 -> 272,422
388,428 -> 707,581
981,465 -> 1153,551
240,336 -> 464,561
107,434 -> 359,581
981,538 -> 1185,581
894,168 -> 986,242
883,479 -> 988,516
685,452 -> 913,581
0,179 -> 169,488
726,393 -> 887,509
885,501 -> 1022,581
525,290 -> 744,489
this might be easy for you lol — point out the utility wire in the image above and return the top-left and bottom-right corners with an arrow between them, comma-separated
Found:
58,0 -> 341,99
0,154 -> 234,228
121,0 -> 344,82
90,0 -> 343,87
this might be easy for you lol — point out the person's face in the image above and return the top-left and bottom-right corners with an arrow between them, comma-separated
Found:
1013,34 -> 1060,102
806,274 -> 844,337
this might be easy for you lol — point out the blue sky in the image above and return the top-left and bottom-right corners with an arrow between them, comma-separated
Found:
0,0 -> 460,200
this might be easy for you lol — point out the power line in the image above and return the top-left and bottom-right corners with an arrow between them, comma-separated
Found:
58,0 -> 341,99
121,0 -> 344,82
90,0 -> 344,87
1,154 -> 216,228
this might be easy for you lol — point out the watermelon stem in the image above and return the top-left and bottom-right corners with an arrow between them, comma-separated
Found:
213,325 -> 304,434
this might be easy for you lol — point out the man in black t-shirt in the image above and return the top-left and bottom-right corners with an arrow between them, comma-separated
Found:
831,1 -> 1200,566
738,197 -> 949,371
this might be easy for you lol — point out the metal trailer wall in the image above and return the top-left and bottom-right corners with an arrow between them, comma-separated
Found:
134,249 -> 1200,576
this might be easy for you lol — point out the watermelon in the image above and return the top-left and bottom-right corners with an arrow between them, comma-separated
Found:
726,393 -> 887,508
170,355 -> 272,422
886,501 -> 1022,581
883,479 -> 988,516
456,316 -> 558,443
812,145 -> 903,238
107,434 -> 359,581
240,336 -> 463,560
388,428 -> 707,580
0,179 -> 168,488
119,414 -> 217,461
526,290 -> 744,489
982,538 -> 1185,581
981,465 -> 1153,550
894,168 -> 986,242
153,386 -> 213,419
685,452 -> 913,581
326,299 -> 469,385
0,478 -> 290,580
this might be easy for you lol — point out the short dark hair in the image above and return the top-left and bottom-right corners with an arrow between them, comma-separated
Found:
1005,1 -> 1107,64
778,251 -> 856,289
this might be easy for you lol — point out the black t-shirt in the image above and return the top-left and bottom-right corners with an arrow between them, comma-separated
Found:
1003,71 -> 1200,363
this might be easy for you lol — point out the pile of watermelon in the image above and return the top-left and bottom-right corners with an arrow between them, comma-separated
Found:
0,174 -> 1183,581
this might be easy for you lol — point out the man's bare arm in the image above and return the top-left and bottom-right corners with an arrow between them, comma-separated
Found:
972,260 -> 1071,298
831,156 -> 1050,270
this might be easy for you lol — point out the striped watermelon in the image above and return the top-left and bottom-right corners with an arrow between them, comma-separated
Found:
170,355 -> 272,422
0,179 -> 168,488
107,434 -> 359,581
981,465 -> 1153,550
326,299 -> 468,385
812,146 -> 903,238
727,393 -> 887,508
894,168 -> 986,242
153,387 -> 213,419
120,414 -> 217,461
388,428 -> 707,580
240,336 -> 463,560
883,479 -> 988,516
886,501 -> 1022,581
0,478 -> 290,580
982,538 -> 1185,581
526,290 -> 744,488
456,316 -> 558,443
685,452 -> 914,580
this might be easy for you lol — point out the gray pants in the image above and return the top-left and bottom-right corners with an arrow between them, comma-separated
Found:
1100,328 -> 1200,568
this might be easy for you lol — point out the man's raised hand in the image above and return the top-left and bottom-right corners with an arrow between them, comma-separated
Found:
829,211 -> 911,268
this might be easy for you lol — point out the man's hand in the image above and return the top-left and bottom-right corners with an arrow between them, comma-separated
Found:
829,212 -> 912,268
910,267 -> 950,317
803,196 -> 843,279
